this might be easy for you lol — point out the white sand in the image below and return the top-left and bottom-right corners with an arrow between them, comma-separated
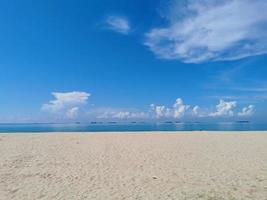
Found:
0,132 -> 267,200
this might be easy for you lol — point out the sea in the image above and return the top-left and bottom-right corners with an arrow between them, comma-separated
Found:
0,122 -> 266,133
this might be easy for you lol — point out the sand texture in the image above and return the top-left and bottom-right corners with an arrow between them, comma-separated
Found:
0,132 -> 267,200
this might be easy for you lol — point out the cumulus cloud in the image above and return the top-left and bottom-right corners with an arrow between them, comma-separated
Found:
145,0 -> 267,63
173,98 -> 190,118
66,107 -> 79,119
210,100 -> 237,117
105,16 -> 131,34
192,106 -> 200,116
42,91 -> 90,118
154,106 -> 165,118
238,105 -> 255,117
153,98 -> 256,119
150,104 -> 170,118
150,98 -> 190,119
41,92 -> 255,120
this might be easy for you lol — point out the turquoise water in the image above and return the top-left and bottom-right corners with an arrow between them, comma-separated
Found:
0,122 -> 266,133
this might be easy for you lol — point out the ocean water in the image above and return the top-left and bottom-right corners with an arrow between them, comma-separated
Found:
0,122 -> 266,133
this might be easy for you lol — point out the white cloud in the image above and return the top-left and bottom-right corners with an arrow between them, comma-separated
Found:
113,111 -> 131,119
157,106 -> 171,118
173,98 -> 189,118
150,98 -> 190,119
42,91 -> 90,115
105,16 -> 131,34
96,108 -> 148,119
66,107 -> 79,119
151,105 -> 166,118
238,105 -> 255,117
41,92 -> 255,120
210,100 -> 237,117
192,106 -> 200,116
145,0 -> 267,63
42,91 -> 90,112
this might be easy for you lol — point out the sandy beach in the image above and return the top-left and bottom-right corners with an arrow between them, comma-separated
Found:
0,132 -> 267,200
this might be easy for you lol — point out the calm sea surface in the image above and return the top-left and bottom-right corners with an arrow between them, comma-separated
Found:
0,122 -> 266,133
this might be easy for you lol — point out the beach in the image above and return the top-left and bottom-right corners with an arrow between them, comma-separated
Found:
0,132 -> 267,200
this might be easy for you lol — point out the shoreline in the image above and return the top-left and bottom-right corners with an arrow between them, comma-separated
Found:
1,130 -> 267,136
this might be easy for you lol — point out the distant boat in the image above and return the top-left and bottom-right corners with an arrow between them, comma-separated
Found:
90,122 -> 103,124
236,121 -> 250,123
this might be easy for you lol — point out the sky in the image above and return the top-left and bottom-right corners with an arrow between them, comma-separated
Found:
0,0 -> 267,123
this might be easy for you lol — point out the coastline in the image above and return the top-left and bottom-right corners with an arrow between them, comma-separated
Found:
1,131 -> 267,199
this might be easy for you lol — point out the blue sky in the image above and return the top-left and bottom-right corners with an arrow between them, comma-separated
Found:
0,0 -> 267,122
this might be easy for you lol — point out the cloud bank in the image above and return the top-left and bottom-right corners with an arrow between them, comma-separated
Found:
42,92 -> 255,120
95,108 -> 148,120
148,98 -> 253,119
145,0 -> 267,63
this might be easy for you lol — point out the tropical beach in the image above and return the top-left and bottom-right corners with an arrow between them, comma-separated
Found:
1,132 -> 267,200
1,0 -> 267,199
